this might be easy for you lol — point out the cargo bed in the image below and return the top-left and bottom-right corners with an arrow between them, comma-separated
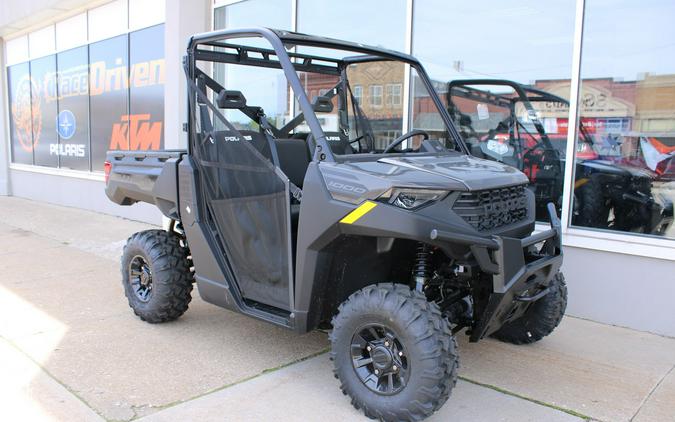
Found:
105,150 -> 186,219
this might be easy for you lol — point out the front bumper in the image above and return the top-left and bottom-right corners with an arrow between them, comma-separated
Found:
430,203 -> 563,341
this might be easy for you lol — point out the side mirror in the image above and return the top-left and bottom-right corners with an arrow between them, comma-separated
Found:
217,90 -> 247,109
312,95 -> 334,113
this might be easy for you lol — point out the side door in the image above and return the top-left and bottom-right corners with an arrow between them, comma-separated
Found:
192,103 -> 293,312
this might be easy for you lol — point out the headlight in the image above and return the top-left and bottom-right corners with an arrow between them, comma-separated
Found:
379,188 -> 448,210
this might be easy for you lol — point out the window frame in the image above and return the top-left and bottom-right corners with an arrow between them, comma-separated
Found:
369,84 -> 383,107
353,84 -> 363,105
386,83 -> 402,106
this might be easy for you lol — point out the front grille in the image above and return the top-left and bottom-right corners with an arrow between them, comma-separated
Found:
453,185 -> 528,231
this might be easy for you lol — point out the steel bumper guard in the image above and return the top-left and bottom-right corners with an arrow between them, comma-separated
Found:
430,203 -> 563,341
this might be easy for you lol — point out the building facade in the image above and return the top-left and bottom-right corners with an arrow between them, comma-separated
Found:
1,0 -> 674,336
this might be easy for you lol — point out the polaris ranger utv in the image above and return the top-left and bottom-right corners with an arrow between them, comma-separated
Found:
447,79 -> 672,234
105,28 -> 566,421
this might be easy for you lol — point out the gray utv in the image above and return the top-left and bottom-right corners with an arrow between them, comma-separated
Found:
104,27 -> 566,421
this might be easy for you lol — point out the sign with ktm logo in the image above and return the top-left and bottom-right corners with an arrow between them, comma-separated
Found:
110,114 -> 163,150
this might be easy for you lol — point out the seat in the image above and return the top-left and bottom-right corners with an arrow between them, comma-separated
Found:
212,130 -> 309,226
211,130 -> 310,188
237,130 -> 272,160
306,131 -> 354,156
275,138 -> 311,188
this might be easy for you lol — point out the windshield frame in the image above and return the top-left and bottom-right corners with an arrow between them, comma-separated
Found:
187,27 -> 468,162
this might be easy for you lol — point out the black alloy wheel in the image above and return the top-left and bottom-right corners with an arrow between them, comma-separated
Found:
128,255 -> 153,302
330,283 -> 458,421
351,323 -> 409,395
121,229 -> 194,323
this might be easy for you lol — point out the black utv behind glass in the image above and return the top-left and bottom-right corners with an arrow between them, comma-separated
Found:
105,28 -> 567,421
446,79 -> 673,235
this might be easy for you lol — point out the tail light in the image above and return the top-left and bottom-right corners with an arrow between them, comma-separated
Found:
104,161 -> 112,184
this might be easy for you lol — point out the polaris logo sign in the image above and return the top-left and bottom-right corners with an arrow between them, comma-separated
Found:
223,135 -> 252,142
49,143 -> 86,157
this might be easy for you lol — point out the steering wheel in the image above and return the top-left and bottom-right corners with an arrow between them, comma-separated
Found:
383,130 -> 430,153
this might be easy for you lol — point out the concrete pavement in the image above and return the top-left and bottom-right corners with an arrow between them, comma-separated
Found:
137,355 -> 582,422
1,196 -> 674,421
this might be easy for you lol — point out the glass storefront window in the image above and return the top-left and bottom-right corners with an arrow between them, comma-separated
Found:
5,3 -> 164,173
129,24 -> 166,152
214,0 -> 291,31
573,1 -> 675,239
294,52 -> 457,154
413,0 -> 576,222
214,1 -> 292,132
30,55 -> 59,168
7,62 -> 34,165
89,35 -> 129,172
219,61 -> 293,131
56,46 -> 91,171
297,0 -> 406,51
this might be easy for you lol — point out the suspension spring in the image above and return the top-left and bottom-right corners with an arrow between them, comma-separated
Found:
412,242 -> 432,292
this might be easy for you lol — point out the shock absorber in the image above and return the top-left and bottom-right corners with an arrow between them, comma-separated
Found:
411,242 -> 432,292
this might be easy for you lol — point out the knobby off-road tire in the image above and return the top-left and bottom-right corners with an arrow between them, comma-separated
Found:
121,229 -> 194,323
493,271 -> 567,345
330,283 -> 458,421
575,175 -> 610,228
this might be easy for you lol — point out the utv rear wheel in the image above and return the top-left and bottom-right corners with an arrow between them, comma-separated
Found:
330,283 -> 458,421
575,175 -> 610,228
121,230 -> 194,323
493,271 -> 567,345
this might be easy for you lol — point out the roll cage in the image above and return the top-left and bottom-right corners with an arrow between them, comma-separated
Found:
184,27 -> 468,161
446,78 -> 593,148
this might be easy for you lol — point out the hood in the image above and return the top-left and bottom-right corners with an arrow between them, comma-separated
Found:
321,154 -> 528,194
319,153 -> 530,206
375,155 -> 529,190
323,153 -> 529,193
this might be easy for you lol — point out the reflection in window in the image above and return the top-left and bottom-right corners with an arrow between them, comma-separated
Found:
30,55 -> 58,168
386,83 -> 402,107
56,46 -> 90,171
297,0 -> 406,51
369,85 -> 383,107
573,1 -> 675,239
7,63 -> 34,164
89,35 -> 129,172
213,1 -> 292,132
129,24 -> 165,152
353,85 -> 363,105
347,62 -> 405,150
214,0 -> 290,31
412,0 -> 575,223
410,71 -> 453,151
446,82 -> 568,221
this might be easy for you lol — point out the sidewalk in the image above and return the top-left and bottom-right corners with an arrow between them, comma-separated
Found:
1,196 -> 674,421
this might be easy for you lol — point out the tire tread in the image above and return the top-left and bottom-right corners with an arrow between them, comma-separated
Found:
330,283 -> 458,421
121,229 -> 194,323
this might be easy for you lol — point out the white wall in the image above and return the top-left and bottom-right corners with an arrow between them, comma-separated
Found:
563,246 -> 675,337
9,169 -> 162,224
163,0 -> 211,149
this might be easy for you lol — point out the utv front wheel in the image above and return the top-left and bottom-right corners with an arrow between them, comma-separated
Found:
493,271 -> 567,345
330,283 -> 458,421
121,230 -> 194,323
